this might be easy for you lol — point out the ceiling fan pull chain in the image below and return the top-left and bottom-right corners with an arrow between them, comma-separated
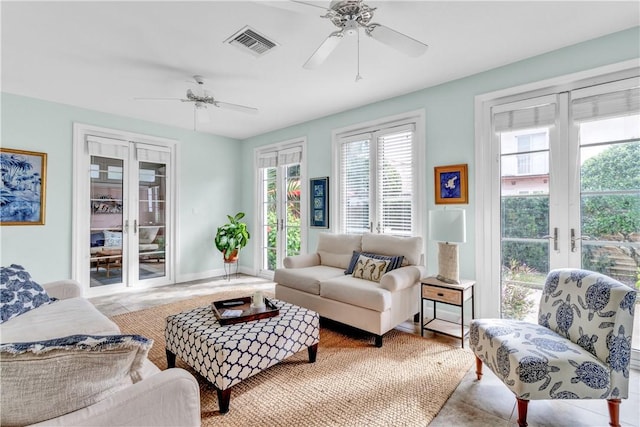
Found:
355,27 -> 363,82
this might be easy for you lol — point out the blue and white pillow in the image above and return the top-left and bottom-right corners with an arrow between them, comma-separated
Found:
345,251 -> 404,275
0,264 -> 52,324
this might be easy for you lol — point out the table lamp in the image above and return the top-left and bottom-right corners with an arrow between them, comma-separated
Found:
429,209 -> 466,284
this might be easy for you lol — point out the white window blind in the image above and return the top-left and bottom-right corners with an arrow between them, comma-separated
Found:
493,103 -> 557,132
338,123 -> 416,236
86,135 -> 128,159
278,147 -> 302,166
257,151 -> 278,168
377,129 -> 414,236
572,81 -> 640,122
340,136 -> 371,234
136,144 -> 170,163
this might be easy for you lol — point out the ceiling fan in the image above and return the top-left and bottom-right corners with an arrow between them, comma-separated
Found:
292,0 -> 429,72
135,75 -> 258,125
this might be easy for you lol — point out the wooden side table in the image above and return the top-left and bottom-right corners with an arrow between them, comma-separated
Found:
420,277 -> 475,348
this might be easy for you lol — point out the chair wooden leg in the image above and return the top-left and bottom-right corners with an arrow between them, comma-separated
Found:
516,398 -> 529,427
475,355 -> 483,380
607,399 -> 621,427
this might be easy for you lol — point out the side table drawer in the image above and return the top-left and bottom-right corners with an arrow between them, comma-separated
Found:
422,285 -> 461,305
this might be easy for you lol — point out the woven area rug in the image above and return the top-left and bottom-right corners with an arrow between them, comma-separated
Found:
111,290 -> 474,426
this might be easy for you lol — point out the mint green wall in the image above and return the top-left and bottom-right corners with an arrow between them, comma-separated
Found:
241,27 -> 640,280
1,93 -> 241,283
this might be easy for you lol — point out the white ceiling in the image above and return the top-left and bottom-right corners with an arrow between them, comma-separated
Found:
2,1 -> 638,140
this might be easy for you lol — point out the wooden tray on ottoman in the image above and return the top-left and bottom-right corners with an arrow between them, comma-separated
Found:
211,296 -> 279,325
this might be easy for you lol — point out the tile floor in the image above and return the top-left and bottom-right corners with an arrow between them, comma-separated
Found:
91,275 -> 640,427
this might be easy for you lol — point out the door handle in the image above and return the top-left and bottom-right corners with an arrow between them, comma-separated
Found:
571,228 -> 589,252
542,227 -> 558,251
134,219 -> 138,234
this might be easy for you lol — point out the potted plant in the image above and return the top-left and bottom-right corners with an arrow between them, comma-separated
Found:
214,212 -> 250,262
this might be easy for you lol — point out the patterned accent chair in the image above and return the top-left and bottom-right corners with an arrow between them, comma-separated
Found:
470,269 -> 636,427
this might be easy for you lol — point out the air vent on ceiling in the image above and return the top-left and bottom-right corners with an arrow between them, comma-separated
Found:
225,26 -> 278,57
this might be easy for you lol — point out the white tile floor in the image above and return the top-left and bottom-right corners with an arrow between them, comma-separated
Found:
91,275 -> 640,427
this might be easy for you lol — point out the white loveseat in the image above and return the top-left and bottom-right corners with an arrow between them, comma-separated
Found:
274,233 -> 425,346
0,278 -> 201,427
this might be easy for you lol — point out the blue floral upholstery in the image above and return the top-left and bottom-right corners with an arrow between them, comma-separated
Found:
471,269 -> 636,403
0,264 -> 52,324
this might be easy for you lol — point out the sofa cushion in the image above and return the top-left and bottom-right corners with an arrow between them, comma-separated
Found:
0,297 -> 121,343
103,230 -> 123,248
361,233 -> 422,266
0,264 -> 52,324
351,255 -> 389,283
0,334 -> 152,426
320,276 -> 391,312
139,226 -> 160,244
274,265 -> 344,295
345,251 -> 404,275
316,233 -> 362,269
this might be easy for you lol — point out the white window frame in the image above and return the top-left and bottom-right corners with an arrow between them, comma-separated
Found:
331,109 -> 426,241
253,137 -> 307,279
72,123 -> 179,296
475,59 -> 640,368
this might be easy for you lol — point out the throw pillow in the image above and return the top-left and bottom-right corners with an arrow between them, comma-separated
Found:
351,255 -> 390,283
103,230 -> 123,248
0,334 -> 152,426
138,226 -> 160,244
0,264 -> 52,324
345,251 -> 404,275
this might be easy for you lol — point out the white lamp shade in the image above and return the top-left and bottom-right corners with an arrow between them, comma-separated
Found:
429,209 -> 466,243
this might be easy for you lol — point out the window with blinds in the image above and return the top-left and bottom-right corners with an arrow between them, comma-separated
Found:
338,123 -> 416,236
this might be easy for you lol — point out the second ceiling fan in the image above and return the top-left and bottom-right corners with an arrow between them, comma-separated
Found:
294,0 -> 429,70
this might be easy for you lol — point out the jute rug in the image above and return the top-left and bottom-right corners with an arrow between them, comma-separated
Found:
111,289 -> 474,426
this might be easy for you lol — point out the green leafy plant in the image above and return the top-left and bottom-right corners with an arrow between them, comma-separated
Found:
214,212 -> 250,260
501,260 -> 537,320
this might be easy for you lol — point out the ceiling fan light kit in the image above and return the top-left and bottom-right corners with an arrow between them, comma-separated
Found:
299,0 -> 429,74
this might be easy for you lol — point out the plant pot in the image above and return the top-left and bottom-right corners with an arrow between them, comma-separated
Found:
223,249 -> 239,263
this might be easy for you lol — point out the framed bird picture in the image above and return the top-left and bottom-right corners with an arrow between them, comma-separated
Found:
434,164 -> 468,204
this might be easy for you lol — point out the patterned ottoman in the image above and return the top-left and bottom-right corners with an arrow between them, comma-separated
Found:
164,298 -> 319,413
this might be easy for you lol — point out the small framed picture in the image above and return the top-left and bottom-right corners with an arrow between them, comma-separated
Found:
434,164 -> 468,204
310,177 -> 329,228
0,148 -> 47,225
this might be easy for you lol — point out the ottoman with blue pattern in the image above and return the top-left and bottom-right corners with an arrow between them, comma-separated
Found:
164,298 -> 319,413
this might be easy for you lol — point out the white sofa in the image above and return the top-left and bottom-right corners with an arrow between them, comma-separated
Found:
274,233 -> 425,347
0,279 -> 201,427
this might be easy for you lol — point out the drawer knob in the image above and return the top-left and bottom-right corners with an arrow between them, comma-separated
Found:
437,293 -> 444,297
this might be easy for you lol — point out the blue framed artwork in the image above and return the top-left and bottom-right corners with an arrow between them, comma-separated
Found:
0,148 -> 47,225
310,177 -> 329,228
434,164 -> 468,204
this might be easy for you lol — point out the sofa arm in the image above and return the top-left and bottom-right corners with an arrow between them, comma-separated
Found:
283,253 -> 320,268
380,265 -> 426,292
41,280 -> 83,300
30,368 -> 201,427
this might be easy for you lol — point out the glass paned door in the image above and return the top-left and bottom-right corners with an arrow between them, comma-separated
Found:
90,156 -> 126,288
84,135 -> 172,292
576,116 -> 640,353
259,163 -> 302,274
499,127 -> 552,322
137,162 -> 167,281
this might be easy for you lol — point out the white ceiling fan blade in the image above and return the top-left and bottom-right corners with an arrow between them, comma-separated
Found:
259,1 -> 330,15
366,24 -> 428,57
303,31 -> 344,69
133,97 -> 182,101
215,101 -> 259,115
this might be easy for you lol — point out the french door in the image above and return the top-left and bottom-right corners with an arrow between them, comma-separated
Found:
257,143 -> 304,276
492,78 -> 639,356
73,127 -> 175,295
